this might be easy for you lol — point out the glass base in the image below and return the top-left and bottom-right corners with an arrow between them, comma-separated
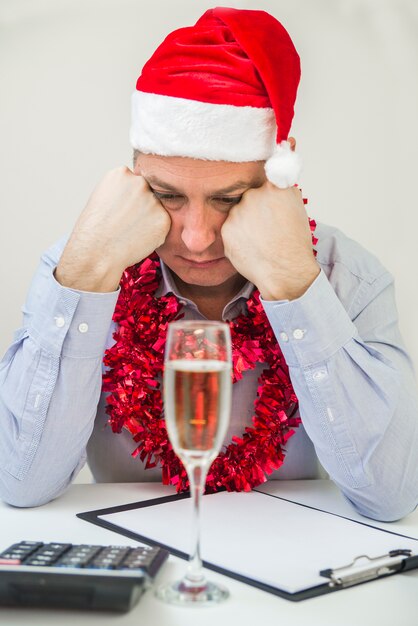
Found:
155,578 -> 229,606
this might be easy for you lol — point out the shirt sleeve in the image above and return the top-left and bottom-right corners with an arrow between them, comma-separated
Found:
261,269 -> 418,521
0,238 -> 119,507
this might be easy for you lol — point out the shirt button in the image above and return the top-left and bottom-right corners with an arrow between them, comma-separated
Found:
313,369 -> 327,381
279,332 -> 289,342
55,316 -> 65,328
292,328 -> 305,340
78,322 -> 89,333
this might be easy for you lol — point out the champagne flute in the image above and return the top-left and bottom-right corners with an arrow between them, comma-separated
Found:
155,320 -> 232,606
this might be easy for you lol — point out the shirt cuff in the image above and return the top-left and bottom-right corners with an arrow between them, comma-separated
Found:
29,269 -> 120,358
260,269 -> 356,367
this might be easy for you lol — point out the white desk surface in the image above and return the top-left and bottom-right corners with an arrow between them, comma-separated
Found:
1,480 -> 417,626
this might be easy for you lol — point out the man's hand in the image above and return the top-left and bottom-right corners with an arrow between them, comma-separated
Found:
55,166 -> 171,292
221,181 -> 320,301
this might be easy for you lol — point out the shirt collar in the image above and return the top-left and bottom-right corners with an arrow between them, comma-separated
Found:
155,258 -> 254,308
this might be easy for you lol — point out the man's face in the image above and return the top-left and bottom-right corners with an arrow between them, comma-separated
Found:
134,154 -> 266,291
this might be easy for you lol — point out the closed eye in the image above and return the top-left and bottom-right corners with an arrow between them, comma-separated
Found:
212,196 -> 242,205
152,191 -> 181,201
151,190 -> 242,208
151,191 -> 185,210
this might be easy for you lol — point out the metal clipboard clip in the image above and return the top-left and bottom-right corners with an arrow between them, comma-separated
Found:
320,549 -> 413,588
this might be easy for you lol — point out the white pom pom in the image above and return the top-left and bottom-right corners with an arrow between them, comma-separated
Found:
264,140 -> 302,188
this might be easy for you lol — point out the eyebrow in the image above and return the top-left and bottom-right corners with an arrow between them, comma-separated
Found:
144,175 -> 264,195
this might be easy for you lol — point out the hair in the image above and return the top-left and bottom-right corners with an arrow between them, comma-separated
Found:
133,148 -> 140,167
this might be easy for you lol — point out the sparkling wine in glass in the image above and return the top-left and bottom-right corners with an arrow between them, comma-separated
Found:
155,320 -> 232,606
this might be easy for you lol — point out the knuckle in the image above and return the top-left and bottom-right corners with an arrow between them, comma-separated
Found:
105,165 -> 129,180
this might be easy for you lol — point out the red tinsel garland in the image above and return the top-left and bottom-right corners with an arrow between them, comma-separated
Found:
103,219 -> 317,493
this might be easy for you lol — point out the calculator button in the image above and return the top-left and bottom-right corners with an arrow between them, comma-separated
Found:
54,545 -> 102,567
1,549 -> 33,558
6,542 -> 42,550
33,544 -> 72,561
1,541 -> 168,575
39,544 -> 71,552
118,548 -> 159,570
74,545 -> 101,553
29,555 -> 54,562
124,556 -> 148,564
89,546 -> 131,569
0,553 -> 23,560
132,547 -> 157,555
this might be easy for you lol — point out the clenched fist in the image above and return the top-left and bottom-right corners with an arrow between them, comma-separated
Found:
55,166 -> 171,292
221,181 -> 320,301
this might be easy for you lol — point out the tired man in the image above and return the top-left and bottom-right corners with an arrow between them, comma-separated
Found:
1,7 -> 417,520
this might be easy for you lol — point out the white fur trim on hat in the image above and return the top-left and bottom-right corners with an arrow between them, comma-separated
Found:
130,90 -> 277,162
264,141 -> 302,188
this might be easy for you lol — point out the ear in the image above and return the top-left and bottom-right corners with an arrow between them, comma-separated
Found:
288,136 -> 297,152
133,149 -> 142,174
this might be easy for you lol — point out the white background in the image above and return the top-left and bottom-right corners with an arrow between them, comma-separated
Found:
0,0 -> 417,484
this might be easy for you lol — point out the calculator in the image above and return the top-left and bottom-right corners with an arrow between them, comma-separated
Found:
0,540 -> 169,612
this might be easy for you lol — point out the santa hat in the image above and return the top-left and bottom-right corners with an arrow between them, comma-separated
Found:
130,7 -> 301,188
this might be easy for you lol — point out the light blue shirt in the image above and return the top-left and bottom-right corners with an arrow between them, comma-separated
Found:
1,222 -> 417,521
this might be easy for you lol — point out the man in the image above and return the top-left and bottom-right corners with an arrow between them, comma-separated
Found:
0,8 -> 417,519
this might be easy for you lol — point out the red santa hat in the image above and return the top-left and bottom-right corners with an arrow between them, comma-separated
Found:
130,7 -> 301,188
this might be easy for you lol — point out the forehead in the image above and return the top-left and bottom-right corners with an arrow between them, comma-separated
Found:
136,154 -> 266,192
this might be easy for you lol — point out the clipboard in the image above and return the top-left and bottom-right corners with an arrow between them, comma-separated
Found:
77,489 -> 418,602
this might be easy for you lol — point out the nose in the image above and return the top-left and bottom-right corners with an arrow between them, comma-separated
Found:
180,205 -> 217,254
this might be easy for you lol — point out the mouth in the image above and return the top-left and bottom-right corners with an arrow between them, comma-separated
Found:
178,256 -> 225,268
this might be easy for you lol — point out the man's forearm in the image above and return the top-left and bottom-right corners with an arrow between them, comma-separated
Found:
262,269 -> 418,521
0,240 -> 119,506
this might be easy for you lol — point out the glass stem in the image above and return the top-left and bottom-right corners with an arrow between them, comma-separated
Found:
184,461 -> 209,587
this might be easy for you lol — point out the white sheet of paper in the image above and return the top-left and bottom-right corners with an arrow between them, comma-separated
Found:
99,491 -> 417,594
